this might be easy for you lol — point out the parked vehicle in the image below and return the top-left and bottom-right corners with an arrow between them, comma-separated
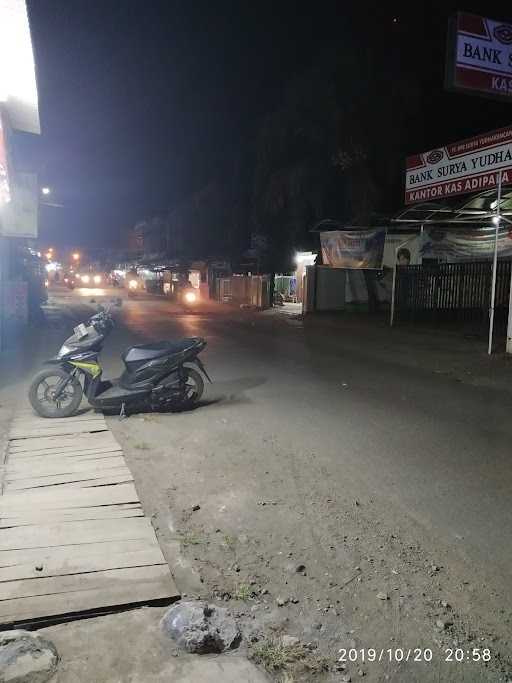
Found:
28,302 -> 211,418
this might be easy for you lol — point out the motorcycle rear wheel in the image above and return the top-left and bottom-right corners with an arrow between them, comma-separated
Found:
181,367 -> 204,408
29,368 -> 83,418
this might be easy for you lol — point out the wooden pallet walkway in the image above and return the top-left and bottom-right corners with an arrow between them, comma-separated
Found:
0,409 -> 179,626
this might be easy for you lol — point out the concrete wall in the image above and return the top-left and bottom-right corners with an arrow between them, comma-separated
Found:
303,266 -> 346,312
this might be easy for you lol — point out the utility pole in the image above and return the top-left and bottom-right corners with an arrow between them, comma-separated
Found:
488,172 -> 502,355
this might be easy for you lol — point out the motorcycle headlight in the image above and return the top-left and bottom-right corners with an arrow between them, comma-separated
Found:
94,275 -> 101,284
81,274 -> 90,284
58,344 -> 72,358
129,280 -> 138,289
184,291 -> 197,303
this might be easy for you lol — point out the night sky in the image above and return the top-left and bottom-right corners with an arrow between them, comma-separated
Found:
28,0 -> 512,249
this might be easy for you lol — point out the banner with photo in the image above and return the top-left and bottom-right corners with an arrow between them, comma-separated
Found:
421,227 -> 512,261
320,229 -> 386,269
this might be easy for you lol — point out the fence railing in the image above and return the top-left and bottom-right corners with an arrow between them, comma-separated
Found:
394,260 -> 512,324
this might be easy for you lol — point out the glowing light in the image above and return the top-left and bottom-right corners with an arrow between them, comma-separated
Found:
93,274 -> 101,284
41,186 -> 50,196
128,279 -> 138,290
72,252 -> 80,261
0,0 -> 40,134
295,251 -> 316,265
184,291 -> 197,303
81,274 -> 90,284
493,216 -> 500,225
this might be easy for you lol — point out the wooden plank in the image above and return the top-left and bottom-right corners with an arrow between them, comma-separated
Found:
0,546 -> 165,583
7,455 -> 127,476
0,504 -> 143,528
0,483 -> 139,513
6,461 -> 131,480
8,436 -> 119,453
0,537 -> 154,568
11,414 -> 106,426
0,516 -> 154,551
10,447 -> 123,459
8,438 -> 119,451
12,408 -> 105,416
11,415 -> 106,425
9,423 -> 108,439
6,469 -> 133,491
0,565 -> 178,622
0,564 -> 171,601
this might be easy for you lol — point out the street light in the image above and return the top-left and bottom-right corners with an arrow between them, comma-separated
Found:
72,252 -> 80,261
41,187 -> 51,196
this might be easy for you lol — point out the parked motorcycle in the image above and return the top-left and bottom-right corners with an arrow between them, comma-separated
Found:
28,302 -> 211,418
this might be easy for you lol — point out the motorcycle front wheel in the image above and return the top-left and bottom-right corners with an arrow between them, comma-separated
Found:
29,367 -> 83,418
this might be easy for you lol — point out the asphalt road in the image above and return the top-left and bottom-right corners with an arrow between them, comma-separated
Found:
37,286 -> 512,678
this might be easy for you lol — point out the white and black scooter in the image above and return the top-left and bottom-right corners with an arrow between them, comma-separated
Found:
28,303 -> 211,418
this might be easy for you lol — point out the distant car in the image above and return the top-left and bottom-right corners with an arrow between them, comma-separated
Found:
76,272 -> 104,287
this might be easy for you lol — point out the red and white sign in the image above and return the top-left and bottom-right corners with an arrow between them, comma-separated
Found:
448,12 -> 512,100
405,126 -> 512,205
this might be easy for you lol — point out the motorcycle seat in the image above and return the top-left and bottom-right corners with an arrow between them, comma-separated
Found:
123,338 -> 201,363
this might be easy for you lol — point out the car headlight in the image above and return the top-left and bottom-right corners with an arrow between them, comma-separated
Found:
81,274 -> 90,284
184,291 -> 197,303
58,344 -> 72,358
94,275 -> 101,284
129,280 -> 138,289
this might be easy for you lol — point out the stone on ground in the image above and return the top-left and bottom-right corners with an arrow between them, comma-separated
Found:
0,630 -> 58,683
161,600 -> 241,654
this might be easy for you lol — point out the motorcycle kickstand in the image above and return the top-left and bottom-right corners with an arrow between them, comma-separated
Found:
119,402 -> 126,420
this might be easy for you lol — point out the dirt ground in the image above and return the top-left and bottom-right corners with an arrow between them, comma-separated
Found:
111,409 -> 511,683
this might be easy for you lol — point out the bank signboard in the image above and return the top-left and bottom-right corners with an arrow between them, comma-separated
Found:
405,126 -> 512,204
446,12 -> 512,100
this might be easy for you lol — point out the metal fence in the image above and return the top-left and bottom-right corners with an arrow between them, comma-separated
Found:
394,260 -> 512,324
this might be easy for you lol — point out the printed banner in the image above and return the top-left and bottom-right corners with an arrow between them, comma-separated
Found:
405,126 -> 512,204
421,226 -> 512,261
320,229 -> 386,269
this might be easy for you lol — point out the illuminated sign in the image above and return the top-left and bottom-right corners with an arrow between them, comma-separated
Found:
405,126 -> 512,204
446,12 -> 512,100
0,0 -> 40,133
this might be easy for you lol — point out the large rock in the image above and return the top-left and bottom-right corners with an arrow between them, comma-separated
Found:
161,601 -> 241,654
0,630 -> 59,683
